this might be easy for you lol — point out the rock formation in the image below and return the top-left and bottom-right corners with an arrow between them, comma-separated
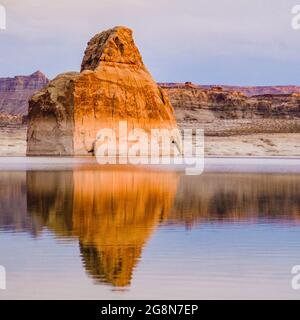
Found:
0,71 -> 49,123
27,26 -> 178,156
160,82 -> 300,97
161,83 -> 300,135
205,85 -> 300,97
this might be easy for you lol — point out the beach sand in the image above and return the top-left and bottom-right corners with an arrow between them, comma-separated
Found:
205,133 -> 300,157
0,125 -> 27,156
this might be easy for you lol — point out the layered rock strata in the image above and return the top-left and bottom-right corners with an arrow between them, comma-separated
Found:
0,71 -> 48,116
160,82 -> 300,97
161,83 -> 300,135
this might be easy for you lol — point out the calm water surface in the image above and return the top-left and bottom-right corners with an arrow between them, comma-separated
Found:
0,158 -> 300,299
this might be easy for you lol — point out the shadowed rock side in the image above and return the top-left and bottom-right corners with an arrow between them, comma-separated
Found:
26,168 -> 179,287
27,73 -> 78,155
27,27 -> 178,156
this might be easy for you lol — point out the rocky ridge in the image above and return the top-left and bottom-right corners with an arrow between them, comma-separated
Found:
160,82 -> 300,97
161,83 -> 300,135
0,71 -> 49,123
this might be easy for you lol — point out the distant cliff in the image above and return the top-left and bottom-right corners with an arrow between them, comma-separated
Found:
161,83 -> 300,135
160,82 -> 300,97
0,71 -> 48,123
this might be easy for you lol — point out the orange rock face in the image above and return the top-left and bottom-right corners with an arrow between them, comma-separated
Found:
27,27 -> 178,156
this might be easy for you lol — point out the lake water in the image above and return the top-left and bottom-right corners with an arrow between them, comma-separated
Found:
0,158 -> 300,299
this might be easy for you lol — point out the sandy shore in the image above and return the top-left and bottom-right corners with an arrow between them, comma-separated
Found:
0,125 -> 27,156
1,125 -> 300,158
205,133 -> 300,157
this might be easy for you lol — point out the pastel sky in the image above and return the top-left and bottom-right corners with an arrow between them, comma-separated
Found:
0,0 -> 299,85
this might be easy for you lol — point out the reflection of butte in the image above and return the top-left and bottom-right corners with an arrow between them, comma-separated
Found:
26,167 -> 179,287
73,168 -> 179,287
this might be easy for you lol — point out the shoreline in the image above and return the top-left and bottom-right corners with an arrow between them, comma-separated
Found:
0,156 -> 299,174
1,125 -> 300,159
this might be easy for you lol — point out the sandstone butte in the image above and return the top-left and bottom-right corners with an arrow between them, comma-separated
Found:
27,26 -> 179,156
